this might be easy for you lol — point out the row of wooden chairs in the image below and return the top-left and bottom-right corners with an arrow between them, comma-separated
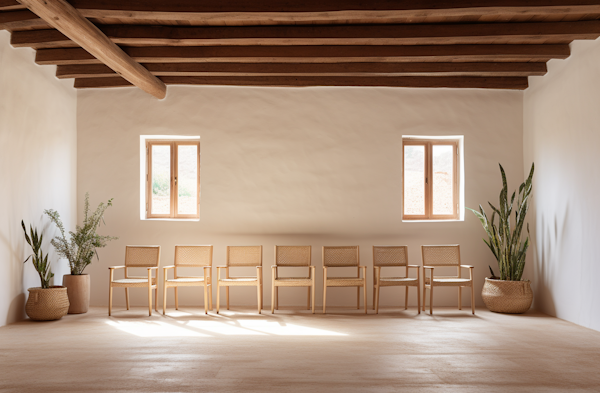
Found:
108,244 -> 474,317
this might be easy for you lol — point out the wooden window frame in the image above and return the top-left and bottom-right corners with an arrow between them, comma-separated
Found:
146,140 -> 200,219
402,138 -> 459,221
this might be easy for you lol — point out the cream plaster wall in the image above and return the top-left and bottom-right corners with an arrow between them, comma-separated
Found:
78,85 -> 524,311
0,31 -> 77,327
524,37 -> 600,332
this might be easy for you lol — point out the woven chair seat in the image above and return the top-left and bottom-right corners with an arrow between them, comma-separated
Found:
378,277 -> 419,286
274,277 -> 312,286
425,277 -> 472,286
111,278 -> 154,288
325,277 -> 365,287
219,277 -> 259,286
165,277 -> 206,287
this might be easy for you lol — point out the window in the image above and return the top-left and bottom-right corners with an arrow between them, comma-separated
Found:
402,137 -> 460,220
146,140 -> 200,219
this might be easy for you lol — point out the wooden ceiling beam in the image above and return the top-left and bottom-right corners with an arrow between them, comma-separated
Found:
11,21 -> 600,49
68,1 -> 600,26
0,9 -> 48,30
56,62 -> 548,79
73,75 -> 529,90
0,0 -> 25,11
17,0 -> 166,99
35,44 -> 570,65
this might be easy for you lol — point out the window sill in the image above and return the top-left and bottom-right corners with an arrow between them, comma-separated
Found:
143,218 -> 200,222
402,219 -> 463,223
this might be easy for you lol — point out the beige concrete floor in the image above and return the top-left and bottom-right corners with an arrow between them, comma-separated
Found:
1,306 -> 599,392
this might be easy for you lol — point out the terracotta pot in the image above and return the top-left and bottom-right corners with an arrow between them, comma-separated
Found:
63,274 -> 90,314
481,277 -> 533,314
26,286 -> 70,321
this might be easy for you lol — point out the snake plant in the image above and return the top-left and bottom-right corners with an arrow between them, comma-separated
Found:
467,163 -> 534,281
21,220 -> 54,289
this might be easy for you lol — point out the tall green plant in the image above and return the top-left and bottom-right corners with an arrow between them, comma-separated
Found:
21,220 -> 54,289
467,163 -> 534,281
45,193 -> 117,275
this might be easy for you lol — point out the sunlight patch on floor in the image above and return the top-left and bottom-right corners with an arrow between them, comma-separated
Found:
106,320 -> 210,337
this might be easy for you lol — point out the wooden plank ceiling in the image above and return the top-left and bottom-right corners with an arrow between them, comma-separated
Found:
3,1 -> 600,96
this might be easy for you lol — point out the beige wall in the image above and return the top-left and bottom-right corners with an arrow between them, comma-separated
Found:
78,85 -> 524,311
524,37 -> 600,332
0,31 -> 77,327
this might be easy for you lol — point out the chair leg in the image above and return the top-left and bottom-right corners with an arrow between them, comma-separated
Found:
322,284 -> 327,314
271,268 -> 276,314
307,287 -> 310,310
154,287 -> 158,312
458,287 -> 462,310
429,286 -> 433,315
471,284 -> 475,315
372,285 -> 376,310
257,284 -> 262,314
148,285 -> 152,316
125,288 -> 130,310
375,284 -> 380,314
275,287 -> 279,310
209,282 -> 213,311
108,285 -> 113,316
216,283 -> 221,314
405,286 -> 409,310
422,285 -> 426,312
163,285 -> 167,315
175,287 -> 179,310
226,287 -> 230,310
363,284 -> 367,314
416,286 -> 421,315
261,283 -> 263,311
357,287 -> 360,309
204,283 -> 208,315
311,282 -> 315,314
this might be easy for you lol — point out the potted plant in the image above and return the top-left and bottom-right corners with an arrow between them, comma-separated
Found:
22,220 -> 69,321
468,163 -> 535,314
45,193 -> 117,314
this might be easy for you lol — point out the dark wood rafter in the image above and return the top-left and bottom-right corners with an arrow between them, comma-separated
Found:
0,9 -> 48,30
0,0 -> 25,11
74,75 -> 529,90
10,21 -> 600,49
56,62 -> 548,79
35,44 -> 571,66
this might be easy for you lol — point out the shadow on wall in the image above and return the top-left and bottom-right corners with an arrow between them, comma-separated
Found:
0,230 -> 25,324
533,204 -> 570,317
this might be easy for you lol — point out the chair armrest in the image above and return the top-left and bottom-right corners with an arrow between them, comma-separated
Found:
216,266 -> 228,269
271,265 -> 278,268
423,266 -> 436,270
108,265 -> 125,270
374,266 -> 381,270
460,265 -> 474,269
163,265 -> 175,270
147,266 -> 158,270
407,265 -> 421,268
203,266 -> 212,269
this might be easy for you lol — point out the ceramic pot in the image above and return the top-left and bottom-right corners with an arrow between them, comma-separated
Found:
63,274 -> 90,314
481,277 -> 533,314
26,286 -> 70,321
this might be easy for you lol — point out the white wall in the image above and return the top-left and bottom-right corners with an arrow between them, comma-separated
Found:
0,31 -> 77,327
524,37 -> 600,332
78,85 -> 524,311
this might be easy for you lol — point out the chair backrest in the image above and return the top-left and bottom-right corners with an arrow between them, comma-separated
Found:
275,245 -> 311,267
174,245 -> 213,267
373,246 -> 408,267
421,245 -> 461,266
323,246 -> 359,267
125,245 -> 161,268
227,246 -> 263,267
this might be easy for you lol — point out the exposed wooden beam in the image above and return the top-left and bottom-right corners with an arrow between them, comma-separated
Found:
68,0 -> 600,26
56,62 -> 548,79
17,0 -> 166,99
11,21 -> 600,49
0,10 -> 48,30
74,75 -> 529,90
36,44 -> 571,65
0,0 -> 25,11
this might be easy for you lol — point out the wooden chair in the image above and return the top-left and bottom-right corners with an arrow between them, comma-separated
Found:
163,245 -> 213,315
372,246 -> 421,314
216,246 -> 263,314
108,245 -> 160,316
322,246 -> 367,314
421,245 -> 474,315
271,246 -> 315,314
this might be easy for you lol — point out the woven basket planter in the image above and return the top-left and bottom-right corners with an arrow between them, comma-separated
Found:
63,274 -> 90,314
481,278 -> 533,314
26,287 -> 70,321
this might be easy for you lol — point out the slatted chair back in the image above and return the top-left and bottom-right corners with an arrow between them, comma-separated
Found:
421,245 -> 461,267
125,245 -> 161,268
323,246 -> 359,267
227,246 -> 263,267
174,245 -> 213,267
373,246 -> 408,267
275,245 -> 311,267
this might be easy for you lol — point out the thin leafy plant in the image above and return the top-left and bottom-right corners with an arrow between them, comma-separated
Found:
45,193 -> 117,275
467,163 -> 534,281
21,220 -> 54,289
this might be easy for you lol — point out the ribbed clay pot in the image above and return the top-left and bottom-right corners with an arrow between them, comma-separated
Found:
26,286 -> 70,321
63,274 -> 90,314
481,277 -> 533,314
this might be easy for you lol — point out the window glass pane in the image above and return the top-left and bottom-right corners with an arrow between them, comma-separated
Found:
177,144 -> 198,215
151,145 -> 171,215
432,145 -> 454,215
404,145 -> 425,215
